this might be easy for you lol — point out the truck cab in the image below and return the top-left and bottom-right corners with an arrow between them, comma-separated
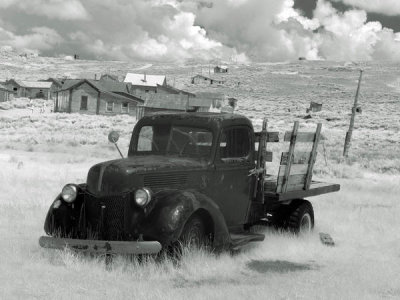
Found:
39,112 -> 340,254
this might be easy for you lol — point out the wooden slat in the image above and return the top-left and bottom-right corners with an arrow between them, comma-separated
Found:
278,164 -> 309,176
284,131 -> 316,143
265,151 -> 273,162
281,121 -> 299,193
276,174 -> 307,193
253,118 -> 268,200
281,151 -> 311,165
304,123 -> 322,190
255,131 -> 279,142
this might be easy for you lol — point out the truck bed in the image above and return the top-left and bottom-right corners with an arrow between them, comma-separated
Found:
264,179 -> 340,202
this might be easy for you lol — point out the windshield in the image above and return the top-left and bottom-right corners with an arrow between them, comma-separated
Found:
134,124 -> 213,160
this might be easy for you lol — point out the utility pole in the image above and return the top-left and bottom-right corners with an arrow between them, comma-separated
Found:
343,69 -> 363,157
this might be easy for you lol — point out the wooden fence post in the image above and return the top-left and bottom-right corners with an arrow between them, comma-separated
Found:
343,70 -> 363,157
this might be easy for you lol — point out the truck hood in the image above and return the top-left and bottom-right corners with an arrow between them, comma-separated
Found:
86,155 -> 208,195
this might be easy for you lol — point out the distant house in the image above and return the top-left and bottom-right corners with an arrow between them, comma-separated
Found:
137,93 -> 188,119
214,65 -> 228,73
100,74 -> 119,82
55,79 -> 143,116
40,78 -> 63,100
124,73 -> 166,98
191,74 -> 225,85
0,83 -> 13,102
5,79 -> 53,99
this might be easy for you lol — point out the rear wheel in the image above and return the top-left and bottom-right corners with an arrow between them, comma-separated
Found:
271,200 -> 314,234
287,200 -> 314,234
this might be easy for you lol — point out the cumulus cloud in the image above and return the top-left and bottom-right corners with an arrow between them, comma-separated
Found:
331,0 -> 400,16
0,26 -> 63,52
0,0 -> 399,62
0,0 -> 89,20
191,0 -> 400,61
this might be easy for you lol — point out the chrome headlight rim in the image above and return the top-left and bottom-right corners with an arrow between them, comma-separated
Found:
135,187 -> 152,207
61,184 -> 78,203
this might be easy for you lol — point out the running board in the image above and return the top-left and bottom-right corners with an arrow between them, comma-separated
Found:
230,232 -> 265,250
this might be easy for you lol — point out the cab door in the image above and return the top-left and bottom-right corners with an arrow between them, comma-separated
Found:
212,126 -> 255,228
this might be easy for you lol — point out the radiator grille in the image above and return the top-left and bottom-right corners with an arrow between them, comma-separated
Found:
84,193 -> 127,240
144,173 -> 188,189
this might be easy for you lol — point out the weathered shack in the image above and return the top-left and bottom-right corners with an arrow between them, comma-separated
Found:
40,78 -> 62,100
0,83 -> 13,102
214,65 -> 228,73
191,74 -> 225,85
100,74 -> 119,82
137,94 -> 188,119
5,79 -> 53,99
56,79 -> 143,116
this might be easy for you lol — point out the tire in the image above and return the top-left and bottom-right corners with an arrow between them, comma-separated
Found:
179,216 -> 207,249
169,215 -> 208,259
287,200 -> 314,234
271,200 -> 314,234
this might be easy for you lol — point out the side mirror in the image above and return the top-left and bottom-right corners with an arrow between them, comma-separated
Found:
108,131 -> 123,158
108,131 -> 120,144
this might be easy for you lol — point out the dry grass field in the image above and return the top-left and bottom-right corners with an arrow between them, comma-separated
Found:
0,56 -> 399,299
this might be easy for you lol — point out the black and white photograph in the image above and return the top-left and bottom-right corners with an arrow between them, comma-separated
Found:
0,0 -> 399,299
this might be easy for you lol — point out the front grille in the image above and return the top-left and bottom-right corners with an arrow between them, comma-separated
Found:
84,193 -> 127,240
144,172 -> 188,189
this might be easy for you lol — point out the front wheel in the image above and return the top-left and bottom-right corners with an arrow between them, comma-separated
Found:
168,215 -> 208,259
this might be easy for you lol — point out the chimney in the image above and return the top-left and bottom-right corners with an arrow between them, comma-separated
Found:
143,73 -> 147,82
95,74 -> 97,80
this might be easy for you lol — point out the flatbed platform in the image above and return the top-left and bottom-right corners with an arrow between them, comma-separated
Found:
264,180 -> 340,202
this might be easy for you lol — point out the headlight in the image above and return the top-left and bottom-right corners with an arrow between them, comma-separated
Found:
135,188 -> 152,207
61,184 -> 78,203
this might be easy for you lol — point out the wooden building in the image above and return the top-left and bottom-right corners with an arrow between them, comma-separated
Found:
124,73 -> 166,99
214,65 -> 228,73
5,79 -> 53,99
0,83 -> 13,102
191,74 -> 225,85
40,78 -> 63,100
137,94 -> 188,119
55,79 -> 143,116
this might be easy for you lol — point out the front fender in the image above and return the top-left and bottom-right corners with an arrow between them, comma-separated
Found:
140,189 -> 230,249
44,185 -> 85,236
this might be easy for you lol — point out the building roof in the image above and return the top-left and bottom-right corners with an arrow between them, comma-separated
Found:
215,65 -> 228,69
195,92 -> 225,100
100,74 -> 119,81
191,74 -> 225,83
124,73 -> 166,87
59,79 -> 143,103
8,79 -> 53,89
41,78 -> 63,87
156,84 -> 195,97
143,96 -> 187,111
0,83 -> 12,91
189,98 -> 214,108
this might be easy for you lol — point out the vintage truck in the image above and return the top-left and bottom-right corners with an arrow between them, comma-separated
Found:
39,112 -> 340,255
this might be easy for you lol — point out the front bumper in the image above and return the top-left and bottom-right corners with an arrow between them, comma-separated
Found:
39,236 -> 162,255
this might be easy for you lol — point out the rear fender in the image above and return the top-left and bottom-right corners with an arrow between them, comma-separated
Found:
141,189 -> 230,249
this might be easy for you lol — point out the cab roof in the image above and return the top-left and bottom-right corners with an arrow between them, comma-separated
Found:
137,112 -> 253,131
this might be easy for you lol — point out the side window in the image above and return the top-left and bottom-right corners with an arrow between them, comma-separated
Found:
220,127 -> 251,162
137,126 -> 154,151
121,102 -> 129,113
106,101 -> 113,112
